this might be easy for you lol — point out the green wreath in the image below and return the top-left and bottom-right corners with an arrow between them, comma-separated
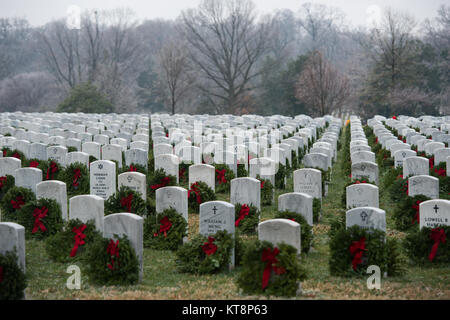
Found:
178,162 -> 191,184
104,186 -> 147,216
175,230 -> 234,274
392,195 -> 431,231
313,198 -> 321,224
214,164 -> 235,193
84,234 -> 140,286
45,219 -> 103,263
143,208 -> 188,250
0,174 -> 15,202
23,158 -> 47,173
237,164 -> 248,177
257,176 -> 273,206
59,162 -> 90,197
404,225 -> 450,265
6,149 -> 25,162
16,198 -> 63,240
388,176 -> 409,203
236,240 -> 307,297
2,147 -> 11,157
188,181 -> 216,213
67,146 -> 77,153
234,203 -> 259,235
118,163 -> 148,175
147,168 -> 177,196
291,150 -> 299,170
274,211 -> 313,254
329,224 -> 404,277
274,164 -> 286,189
0,250 -> 27,300
0,186 -> 36,222
42,160 -> 63,181
430,162 -> 450,199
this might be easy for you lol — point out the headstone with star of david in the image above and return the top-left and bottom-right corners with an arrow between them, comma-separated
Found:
89,160 -> 116,200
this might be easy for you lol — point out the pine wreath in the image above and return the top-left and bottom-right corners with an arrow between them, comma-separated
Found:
179,162 -> 191,184
147,168 -> 177,196
59,162 -> 89,197
16,198 -> 63,240
313,198 -> 321,224
234,203 -> 259,235
175,230 -> 234,274
274,164 -> 286,189
0,175 -> 15,202
329,224 -> 404,277
0,250 -> 27,300
143,208 -> 188,250
2,147 -> 11,157
23,158 -> 47,172
237,163 -> 248,177
188,181 -> 216,213
6,149 -> 25,161
388,176 -> 409,203
67,146 -> 77,153
258,177 -> 273,206
214,164 -> 235,193
236,240 -> 307,297
45,219 -> 103,263
84,234 -> 139,286
430,162 -> 450,199
0,186 -> 36,222
274,211 -> 313,254
104,186 -> 147,216
42,160 -> 63,181
392,195 -> 431,231
118,163 -> 147,175
404,225 -> 449,265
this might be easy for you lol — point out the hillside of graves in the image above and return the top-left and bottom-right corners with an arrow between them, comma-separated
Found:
0,113 -> 449,300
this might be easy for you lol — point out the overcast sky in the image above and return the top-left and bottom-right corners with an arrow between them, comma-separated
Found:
0,0 -> 447,27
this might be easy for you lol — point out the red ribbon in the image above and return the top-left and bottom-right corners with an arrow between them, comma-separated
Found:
201,237 -> 217,256
375,138 -> 378,144
412,200 -> 421,224
429,157 -> 434,170
46,162 -> 58,180
392,116 -> 397,120
260,180 -> 264,189
129,165 -> 137,172
29,161 -> 39,168
151,176 -> 171,190
154,216 -> 172,237
12,152 -> 20,159
0,176 -> 7,190
11,196 -> 25,210
32,206 -> 48,234
261,247 -> 286,290
72,169 -> 81,187
107,239 -> 120,270
0,266 -> 3,283
434,168 -> 446,176
188,182 -> 202,204
429,228 -> 446,262
179,167 -> 186,180
2,150 -> 6,157
70,224 -> 87,257
235,204 -> 250,227
120,194 -> 133,212
354,180 -> 367,184
349,237 -> 367,271
216,169 -> 227,184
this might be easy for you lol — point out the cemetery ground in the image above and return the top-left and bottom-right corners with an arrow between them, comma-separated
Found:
22,126 -> 449,300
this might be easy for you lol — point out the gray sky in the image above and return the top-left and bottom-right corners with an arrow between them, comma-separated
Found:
0,0 -> 447,27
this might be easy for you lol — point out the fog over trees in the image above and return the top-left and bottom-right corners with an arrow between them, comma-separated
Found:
0,0 -> 448,118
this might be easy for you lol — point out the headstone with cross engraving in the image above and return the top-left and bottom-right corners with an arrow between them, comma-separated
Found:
351,161 -> 379,185
346,207 -> 386,232
419,199 -> 450,229
89,160 -> 116,200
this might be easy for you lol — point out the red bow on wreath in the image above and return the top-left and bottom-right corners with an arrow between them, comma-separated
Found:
12,152 -> 20,159
429,157 -> 434,170
107,239 -> 120,270
434,168 -> 446,176
0,176 -> 7,190
29,161 -> 39,168
72,169 -> 81,187
429,228 -> 446,262
129,165 -> 137,172
375,137 -> 378,144
261,247 -> 286,290
179,167 -> 186,180
154,216 -> 172,237
216,169 -> 227,184
151,176 -> 171,190
354,180 -> 367,184
46,162 -> 58,180
32,206 -> 48,234
188,182 -> 202,204
412,200 -> 421,224
349,237 -> 367,271
202,237 -> 217,256
70,224 -> 87,257
260,180 -> 264,189
2,150 -> 6,157
235,204 -> 250,227
120,194 -> 133,212
11,196 -> 25,210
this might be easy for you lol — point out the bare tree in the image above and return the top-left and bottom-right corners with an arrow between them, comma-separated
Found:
179,0 -> 270,114
295,51 -> 350,116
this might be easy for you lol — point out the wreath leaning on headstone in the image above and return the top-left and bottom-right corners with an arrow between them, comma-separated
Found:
236,240 -> 307,297
143,208 -> 188,250
59,162 -> 90,196
42,160 -> 63,181
234,203 -> 259,235
104,186 -> 147,216
147,168 -> 177,196
214,164 -> 235,193
23,158 -> 47,173
6,149 -> 25,161
274,211 -> 313,254
187,181 -> 216,213
257,176 -> 273,206
0,174 -> 15,201
392,195 -> 431,231
404,225 -> 449,265
175,230 -> 234,275
118,163 -> 148,175
45,219 -> 103,263
0,186 -> 36,222
328,223 -> 404,277
313,198 -> 321,224
84,234 -> 140,286
0,250 -> 27,300
340,177 -> 376,208
16,198 -> 64,240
